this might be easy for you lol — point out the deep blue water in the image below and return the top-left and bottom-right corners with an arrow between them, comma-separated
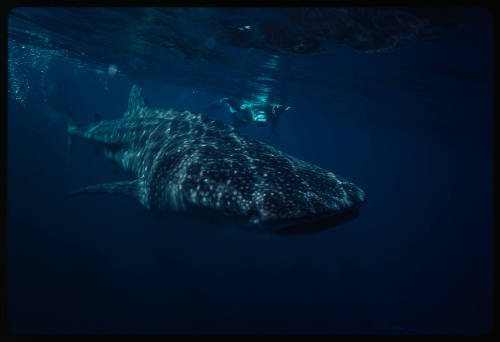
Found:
7,8 -> 493,335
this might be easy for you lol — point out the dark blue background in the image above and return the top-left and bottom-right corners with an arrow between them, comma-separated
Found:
8,10 -> 493,335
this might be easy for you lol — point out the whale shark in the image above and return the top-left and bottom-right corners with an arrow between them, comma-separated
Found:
64,85 -> 366,233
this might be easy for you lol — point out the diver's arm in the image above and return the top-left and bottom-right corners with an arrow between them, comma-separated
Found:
204,97 -> 238,115
221,98 -> 242,111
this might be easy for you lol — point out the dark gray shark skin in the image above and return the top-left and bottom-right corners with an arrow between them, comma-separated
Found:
66,85 -> 366,232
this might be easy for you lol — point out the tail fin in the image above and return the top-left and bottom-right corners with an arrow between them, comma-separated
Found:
56,84 -> 78,158
57,83 -> 75,126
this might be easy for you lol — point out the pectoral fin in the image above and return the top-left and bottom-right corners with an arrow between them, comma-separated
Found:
65,179 -> 140,200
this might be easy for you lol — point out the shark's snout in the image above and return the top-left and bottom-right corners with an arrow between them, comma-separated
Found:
342,181 -> 367,207
249,180 -> 366,226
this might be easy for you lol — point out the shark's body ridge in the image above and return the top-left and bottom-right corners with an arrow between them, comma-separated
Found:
66,85 -> 366,233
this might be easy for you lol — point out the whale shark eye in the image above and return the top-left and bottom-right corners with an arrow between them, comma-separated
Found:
248,210 -> 260,224
249,215 -> 260,224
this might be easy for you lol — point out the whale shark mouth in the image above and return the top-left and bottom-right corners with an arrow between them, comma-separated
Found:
263,207 -> 362,235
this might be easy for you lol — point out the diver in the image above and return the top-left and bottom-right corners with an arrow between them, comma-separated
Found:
206,96 -> 291,137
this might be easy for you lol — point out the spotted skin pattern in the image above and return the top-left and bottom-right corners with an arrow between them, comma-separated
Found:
67,85 -> 366,229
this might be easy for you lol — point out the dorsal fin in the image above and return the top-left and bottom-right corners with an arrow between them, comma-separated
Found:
125,85 -> 148,117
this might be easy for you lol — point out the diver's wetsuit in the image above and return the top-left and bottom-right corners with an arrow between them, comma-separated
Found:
215,97 -> 290,136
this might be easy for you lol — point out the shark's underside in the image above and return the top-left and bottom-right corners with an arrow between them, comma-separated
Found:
66,85 -> 366,233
